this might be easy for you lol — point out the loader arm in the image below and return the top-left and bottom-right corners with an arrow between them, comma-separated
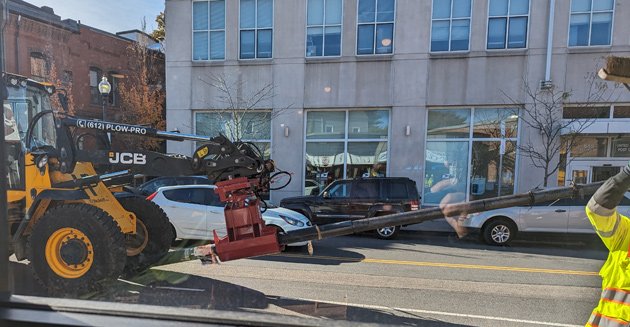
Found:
24,112 -> 271,183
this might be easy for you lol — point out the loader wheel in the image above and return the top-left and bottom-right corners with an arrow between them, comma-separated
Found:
27,204 -> 126,296
118,196 -> 174,276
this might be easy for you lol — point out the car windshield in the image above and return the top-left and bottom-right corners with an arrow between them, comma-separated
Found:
2,1 -> 630,326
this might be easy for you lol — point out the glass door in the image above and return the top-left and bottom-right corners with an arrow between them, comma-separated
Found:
592,166 -> 621,183
567,164 -> 590,185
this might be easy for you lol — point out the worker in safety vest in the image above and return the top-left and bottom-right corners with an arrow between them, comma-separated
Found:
586,164 -> 630,326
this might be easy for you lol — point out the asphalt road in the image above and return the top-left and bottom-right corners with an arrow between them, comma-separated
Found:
10,230 -> 609,326
154,231 -> 608,326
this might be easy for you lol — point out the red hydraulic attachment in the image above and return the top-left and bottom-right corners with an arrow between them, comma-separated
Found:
212,177 -> 282,261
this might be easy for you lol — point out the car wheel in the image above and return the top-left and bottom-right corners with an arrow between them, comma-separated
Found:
375,226 -> 399,240
268,225 -> 288,252
482,219 -> 516,246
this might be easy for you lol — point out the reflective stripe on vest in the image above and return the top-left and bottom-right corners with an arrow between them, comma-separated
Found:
587,312 -> 629,327
602,288 -> 630,306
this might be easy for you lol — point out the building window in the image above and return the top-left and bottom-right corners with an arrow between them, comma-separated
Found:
306,0 -> 342,57
195,111 -> 271,197
193,0 -> 226,60
240,0 -> 273,59
570,136 -> 608,157
562,105 -> 610,119
89,67 -> 103,105
613,106 -> 630,118
356,0 -> 395,55
30,52 -> 48,79
195,111 -> 272,159
569,0 -> 614,47
108,72 -> 121,107
305,110 -> 389,195
487,0 -> 529,49
424,108 -> 519,205
431,0 -> 472,52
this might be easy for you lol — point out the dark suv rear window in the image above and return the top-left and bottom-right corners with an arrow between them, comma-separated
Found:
352,181 -> 379,198
387,181 -> 409,199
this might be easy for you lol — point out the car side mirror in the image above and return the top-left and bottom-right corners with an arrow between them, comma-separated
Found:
322,191 -> 330,199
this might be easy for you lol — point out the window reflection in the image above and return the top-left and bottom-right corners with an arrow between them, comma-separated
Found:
470,140 -> 516,200
425,108 -> 519,204
424,141 -> 469,205
473,108 -> 518,138
306,111 -> 345,139
348,110 -> 389,139
430,0 -> 471,52
305,142 -> 345,195
346,142 -> 387,178
304,110 -> 390,195
569,0 -> 613,47
306,0 -> 342,57
427,109 -> 470,139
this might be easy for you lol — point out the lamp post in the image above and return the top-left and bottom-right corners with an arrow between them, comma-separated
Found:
98,76 -> 111,121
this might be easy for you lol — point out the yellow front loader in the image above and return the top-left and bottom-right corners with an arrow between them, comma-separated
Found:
3,73 -> 274,295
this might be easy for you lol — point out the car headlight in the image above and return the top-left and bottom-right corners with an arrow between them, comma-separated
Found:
279,214 -> 305,227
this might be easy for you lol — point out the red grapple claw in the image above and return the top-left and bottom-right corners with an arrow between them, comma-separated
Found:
212,177 -> 282,261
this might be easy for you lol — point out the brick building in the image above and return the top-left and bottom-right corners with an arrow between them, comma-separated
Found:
4,0 -> 158,120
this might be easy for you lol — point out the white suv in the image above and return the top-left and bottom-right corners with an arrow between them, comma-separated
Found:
148,185 -> 311,247
459,193 -> 630,245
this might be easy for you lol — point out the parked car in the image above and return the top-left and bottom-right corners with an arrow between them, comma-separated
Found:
135,176 -> 212,196
148,184 -> 311,247
460,193 -> 630,245
280,177 -> 420,239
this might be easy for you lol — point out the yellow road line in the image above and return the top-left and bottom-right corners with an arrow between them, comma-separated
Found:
272,253 -> 600,276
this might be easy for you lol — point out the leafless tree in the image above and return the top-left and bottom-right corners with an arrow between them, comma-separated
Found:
198,73 -> 289,145
504,73 -> 616,187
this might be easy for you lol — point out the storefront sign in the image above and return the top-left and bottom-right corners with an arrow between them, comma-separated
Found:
613,138 -> 630,157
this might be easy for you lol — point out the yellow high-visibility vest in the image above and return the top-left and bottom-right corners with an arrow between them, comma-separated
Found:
586,197 -> 630,326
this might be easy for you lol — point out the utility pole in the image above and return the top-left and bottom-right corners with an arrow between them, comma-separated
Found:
0,0 -> 11,301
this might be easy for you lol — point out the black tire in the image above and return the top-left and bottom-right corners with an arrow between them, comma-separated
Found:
27,204 -> 126,296
267,225 -> 287,252
375,226 -> 400,240
118,196 -> 174,276
482,218 -> 517,246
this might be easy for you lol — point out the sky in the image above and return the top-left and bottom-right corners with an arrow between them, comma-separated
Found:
24,0 -> 165,34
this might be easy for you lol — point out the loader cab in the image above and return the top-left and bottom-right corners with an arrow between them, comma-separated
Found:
3,73 -> 57,190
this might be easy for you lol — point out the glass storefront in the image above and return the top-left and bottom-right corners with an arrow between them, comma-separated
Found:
304,109 -> 389,195
560,134 -> 630,186
195,111 -> 272,199
424,108 -> 519,205
195,111 -> 272,158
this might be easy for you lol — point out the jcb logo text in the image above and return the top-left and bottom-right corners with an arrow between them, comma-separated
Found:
108,152 -> 147,165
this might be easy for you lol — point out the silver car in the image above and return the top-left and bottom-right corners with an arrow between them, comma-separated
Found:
459,193 -> 630,245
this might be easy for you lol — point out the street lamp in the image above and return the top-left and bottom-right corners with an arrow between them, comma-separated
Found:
98,76 -> 111,121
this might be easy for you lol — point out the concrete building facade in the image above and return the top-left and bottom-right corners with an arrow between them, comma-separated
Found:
165,0 -> 630,205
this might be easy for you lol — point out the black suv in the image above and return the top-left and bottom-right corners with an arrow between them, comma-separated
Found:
280,177 -> 420,239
